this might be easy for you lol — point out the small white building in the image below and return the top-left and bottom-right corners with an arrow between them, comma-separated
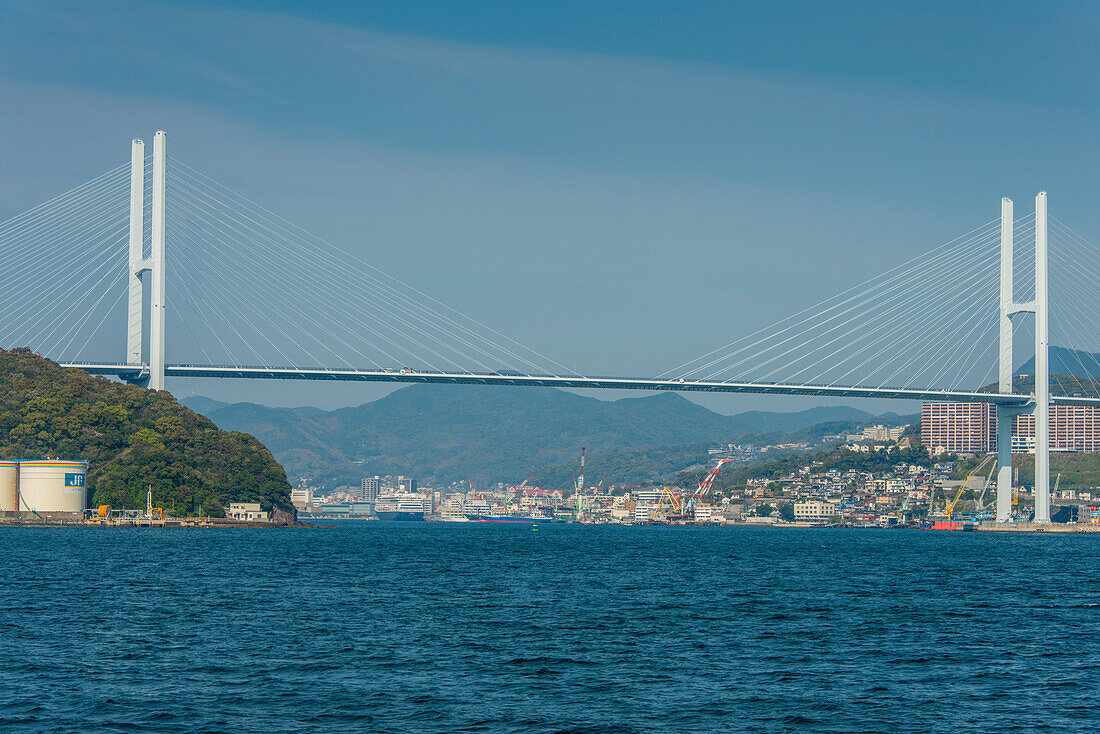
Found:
886,478 -> 912,493
290,486 -> 313,509
228,502 -> 269,521
693,505 -> 715,523
610,504 -> 633,523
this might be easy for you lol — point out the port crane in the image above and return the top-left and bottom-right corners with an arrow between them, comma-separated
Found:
504,470 -> 538,510
946,456 -> 995,521
570,447 -> 589,519
686,458 -> 735,509
655,486 -> 683,514
655,458 -> 735,516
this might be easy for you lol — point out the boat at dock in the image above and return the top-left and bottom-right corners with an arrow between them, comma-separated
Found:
375,493 -> 428,521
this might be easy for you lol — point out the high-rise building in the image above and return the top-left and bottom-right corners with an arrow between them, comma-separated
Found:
1011,406 -> 1100,453
922,403 -> 997,453
922,403 -> 1100,454
361,476 -> 381,503
397,476 -> 418,494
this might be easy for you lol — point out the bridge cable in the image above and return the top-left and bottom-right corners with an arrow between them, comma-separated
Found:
168,158 -> 580,377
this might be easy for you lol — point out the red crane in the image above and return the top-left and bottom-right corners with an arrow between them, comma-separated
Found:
686,458 -> 735,508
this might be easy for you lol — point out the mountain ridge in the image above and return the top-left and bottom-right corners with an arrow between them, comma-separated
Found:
184,385 -> 913,487
1016,346 -> 1100,379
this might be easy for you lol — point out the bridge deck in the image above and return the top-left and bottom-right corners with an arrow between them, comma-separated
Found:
55,362 -> 1095,406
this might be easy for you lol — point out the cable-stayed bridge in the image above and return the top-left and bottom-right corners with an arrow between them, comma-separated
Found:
3,131 -> 1100,524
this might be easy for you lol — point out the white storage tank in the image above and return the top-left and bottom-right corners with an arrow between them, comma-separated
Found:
18,460 -> 88,514
0,461 -> 17,512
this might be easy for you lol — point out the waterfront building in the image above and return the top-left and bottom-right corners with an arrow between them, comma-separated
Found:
465,498 -> 490,515
693,505 -> 715,522
313,501 -> 373,516
610,502 -> 634,523
632,488 -> 663,505
439,498 -> 466,521
228,502 -> 268,521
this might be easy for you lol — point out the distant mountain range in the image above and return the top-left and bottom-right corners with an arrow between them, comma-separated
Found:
183,385 -> 913,488
978,346 -> 1100,395
1016,346 -> 1100,379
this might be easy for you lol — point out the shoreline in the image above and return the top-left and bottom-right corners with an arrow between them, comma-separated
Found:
2,517 -> 1096,533
0,517 -> 306,529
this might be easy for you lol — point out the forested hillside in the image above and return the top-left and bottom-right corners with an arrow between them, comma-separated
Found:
0,349 -> 292,517
186,385 -> 911,487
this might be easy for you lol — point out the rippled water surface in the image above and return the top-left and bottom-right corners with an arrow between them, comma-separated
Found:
2,523 -> 1099,733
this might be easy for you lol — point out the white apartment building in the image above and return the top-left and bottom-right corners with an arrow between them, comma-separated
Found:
439,497 -> 466,520
632,488 -> 664,505
465,498 -> 490,515
794,500 -> 837,521
290,486 -> 313,508
849,424 -> 906,442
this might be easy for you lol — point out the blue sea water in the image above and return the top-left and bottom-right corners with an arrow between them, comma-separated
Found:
2,523 -> 1099,733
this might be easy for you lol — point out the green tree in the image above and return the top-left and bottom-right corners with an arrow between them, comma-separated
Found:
0,349 -> 293,518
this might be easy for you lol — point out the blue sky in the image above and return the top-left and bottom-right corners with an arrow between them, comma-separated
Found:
1,1 -> 1098,410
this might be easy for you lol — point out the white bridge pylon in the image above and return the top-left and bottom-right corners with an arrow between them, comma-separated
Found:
124,131 -> 166,391
994,195 -> 1051,523
83,133 -> 1072,523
